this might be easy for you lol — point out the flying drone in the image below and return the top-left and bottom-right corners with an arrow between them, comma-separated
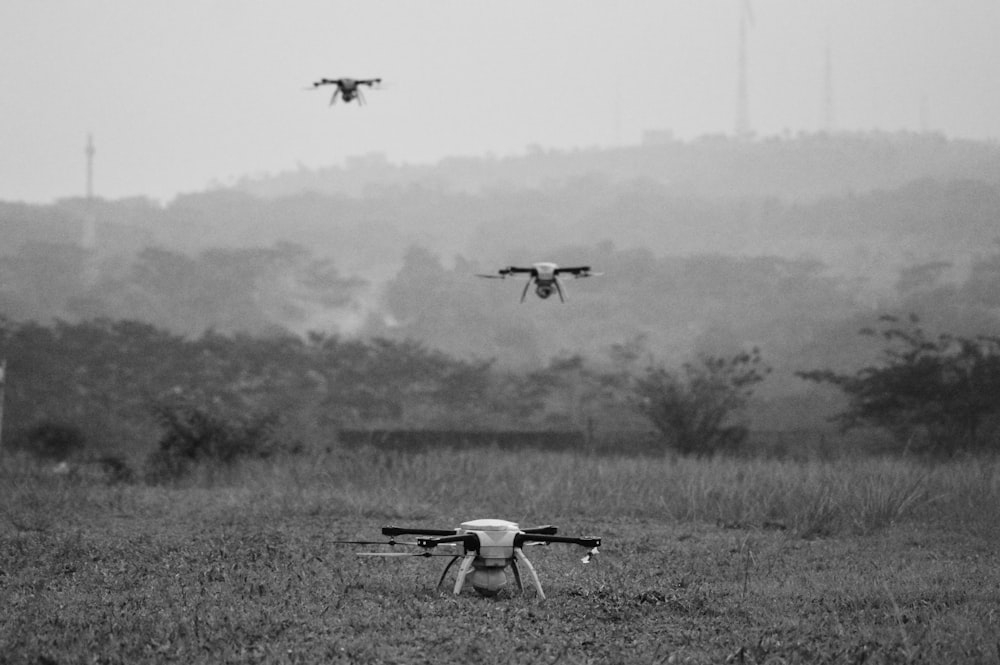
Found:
476,262 -> 602,302
308,77 -> 382,105
334,518 -> 601,598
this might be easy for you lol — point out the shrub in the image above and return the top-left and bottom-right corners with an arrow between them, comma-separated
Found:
797,314 -> 1000,454
144,399 -> 280,482
18,420 -> 86,461
632,348 -> 770,456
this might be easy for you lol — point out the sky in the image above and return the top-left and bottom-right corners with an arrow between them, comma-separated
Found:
2,0 -> 1000,204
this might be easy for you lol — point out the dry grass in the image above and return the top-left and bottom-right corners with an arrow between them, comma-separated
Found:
2,446 -> 999,663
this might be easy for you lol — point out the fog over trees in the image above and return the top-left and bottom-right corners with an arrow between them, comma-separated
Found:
2,131 -> 999,436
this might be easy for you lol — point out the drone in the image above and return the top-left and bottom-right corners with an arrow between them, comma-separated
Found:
308,77 -> 382,105
334,518 -> 601,598
476,262 -> 602,302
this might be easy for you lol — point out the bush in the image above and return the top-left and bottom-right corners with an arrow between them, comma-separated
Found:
18,420 -> 86,461
632,348 -> 770,456
144,399 -> 280,482
797,314 -> 1000,454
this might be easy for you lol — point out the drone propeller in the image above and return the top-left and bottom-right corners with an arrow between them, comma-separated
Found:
475,273 -> 506,280
521,525 -> 559,535
382,526 -> 457,538
356,551 -> 457,558
581,547 -> 599,564
330,539 -> 420,547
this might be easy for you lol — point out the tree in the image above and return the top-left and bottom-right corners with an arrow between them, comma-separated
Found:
797,315 -> 1000,454
632,348 -> 769,456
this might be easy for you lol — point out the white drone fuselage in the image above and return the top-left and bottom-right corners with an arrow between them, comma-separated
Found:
530,262 -> 560,300
455,518 -> 525,596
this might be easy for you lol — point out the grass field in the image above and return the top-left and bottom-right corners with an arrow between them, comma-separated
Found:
3,447 -> 1000,664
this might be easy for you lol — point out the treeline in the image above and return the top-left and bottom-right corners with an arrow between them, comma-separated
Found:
0,240 -> 363,337
372,243 -> 1000,392
237,131 -> 1000,202
5,313 -> 999,479
0,318 -> 648,463
2,131 -> 1000,452
7,133 -> 1000,284
2,235 -> 999,433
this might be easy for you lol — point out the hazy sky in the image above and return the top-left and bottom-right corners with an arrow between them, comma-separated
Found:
3,1 -> 999,203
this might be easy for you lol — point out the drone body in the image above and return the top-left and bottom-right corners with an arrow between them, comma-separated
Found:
339,518 -> 601,598
477,262 -> 602,302
309,77 -> 382,105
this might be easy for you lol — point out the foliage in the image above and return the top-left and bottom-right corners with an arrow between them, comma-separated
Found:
17,420 -> 86,461
86,242 -> 365,336
798,314 -> 1000,454
144,398 -> 280,482
632,348 -> 770,456
0,317 -> 559,463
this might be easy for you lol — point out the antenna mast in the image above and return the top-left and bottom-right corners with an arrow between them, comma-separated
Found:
823,43 -> 835,132
81,134 -> 97,250
736,0 -> 753,137
85,133 -> 95,200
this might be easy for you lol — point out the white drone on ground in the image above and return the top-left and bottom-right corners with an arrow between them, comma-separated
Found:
335,518 -> 601,598
477,262 -> 602,302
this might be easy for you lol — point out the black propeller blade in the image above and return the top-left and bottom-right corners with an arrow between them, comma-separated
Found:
330,539 -> 419,547
382,526 -> 457,538
520,525 -> 559,535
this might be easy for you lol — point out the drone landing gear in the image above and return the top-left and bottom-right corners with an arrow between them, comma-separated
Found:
520,278 -> 533,303
553,278 -> 566,303
436,555 -> 461,589
512,547 -> 546,599
438,549 -> 546,598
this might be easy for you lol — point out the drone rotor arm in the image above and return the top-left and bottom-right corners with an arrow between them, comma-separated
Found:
514,533 -> 602,549
417,533 -> 480,551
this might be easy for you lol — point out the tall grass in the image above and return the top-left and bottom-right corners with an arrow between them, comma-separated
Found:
137,447 -> 1000,536
4,446 -> 998,537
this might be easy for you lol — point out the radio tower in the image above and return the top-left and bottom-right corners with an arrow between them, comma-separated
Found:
823,44 -> 835,133
85,133 -> 95,199
735,0 -> 754,137
81,134 -> 97,250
